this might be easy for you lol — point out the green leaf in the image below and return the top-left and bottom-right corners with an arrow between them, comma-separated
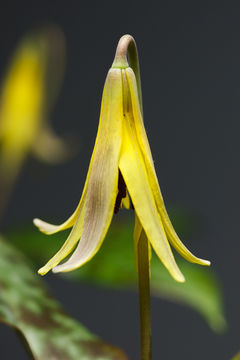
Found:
150,256 -> 226,333
7,215 -> 226,333
0,234 -> 127,360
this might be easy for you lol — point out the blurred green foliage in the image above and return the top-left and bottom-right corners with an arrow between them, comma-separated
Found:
0,235 -> 127,360
7,211 -> 226,333
232,353 -> 240,360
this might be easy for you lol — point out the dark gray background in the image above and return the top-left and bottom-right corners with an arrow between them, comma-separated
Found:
0,1 -> 239,359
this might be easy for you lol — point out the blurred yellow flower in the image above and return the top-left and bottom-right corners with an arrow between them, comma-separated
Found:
34,35 -> 210,282
0,27 -> 68,214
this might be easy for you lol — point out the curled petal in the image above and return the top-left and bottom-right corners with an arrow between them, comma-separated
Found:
126,68 -> 210,267
53,69 -> 123,273
119,110 -> 185,283
33,184 -> 87,235
38,194 -> 86,275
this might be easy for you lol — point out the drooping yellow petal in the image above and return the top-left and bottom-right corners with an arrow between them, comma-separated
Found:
33,199 -> 82,235
120,120 -> 184,282
34,107 -> 100,235
52,68 -> 123,273
33,120 -> 101,235
38,194 -> 86,275
119,74 -> 184,282
126,68 -> 210,267
34,68 -> 120,236
33,178 -> 88,234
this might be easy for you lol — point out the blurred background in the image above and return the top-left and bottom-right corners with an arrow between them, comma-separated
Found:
0,1 -> 239,359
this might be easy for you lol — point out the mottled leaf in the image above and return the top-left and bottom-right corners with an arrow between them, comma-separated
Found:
7,213 -> 226,333
0,235 -> 127,360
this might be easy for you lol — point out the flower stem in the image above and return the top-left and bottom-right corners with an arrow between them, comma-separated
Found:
112,34 -> 143,114
138,230 -> 152,360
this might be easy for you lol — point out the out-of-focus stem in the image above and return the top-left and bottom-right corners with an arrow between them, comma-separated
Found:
0,152 -> 23,221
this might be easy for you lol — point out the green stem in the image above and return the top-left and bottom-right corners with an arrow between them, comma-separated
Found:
112,34 -> 143,115
113,36 -> 150,357
138,230 -> 152,360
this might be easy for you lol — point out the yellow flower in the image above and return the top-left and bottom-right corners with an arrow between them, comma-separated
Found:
0,27 -> 68,213
34,35 -> 210,282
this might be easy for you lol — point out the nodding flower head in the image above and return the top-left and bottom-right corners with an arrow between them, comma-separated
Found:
34,35 -> 210,282
0,27 -> 69,188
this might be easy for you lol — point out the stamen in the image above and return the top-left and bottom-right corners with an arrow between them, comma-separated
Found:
114,170 -> 127,214
129,197 -> 134,210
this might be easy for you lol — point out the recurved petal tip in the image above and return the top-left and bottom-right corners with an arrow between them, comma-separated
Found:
33,218 -> 41,227
192,255 -> 211,267
38,267 -> 47,276
174,272 -> 185,283
33,218 -> 58,234
52,266 -> 62,274
52,263 -> 72,273
200,259 -> 211,266
52,261 -> 78,273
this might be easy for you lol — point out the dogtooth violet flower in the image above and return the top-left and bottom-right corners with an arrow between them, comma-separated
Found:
34,35 -> 210,282
0,27 -> 69,214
